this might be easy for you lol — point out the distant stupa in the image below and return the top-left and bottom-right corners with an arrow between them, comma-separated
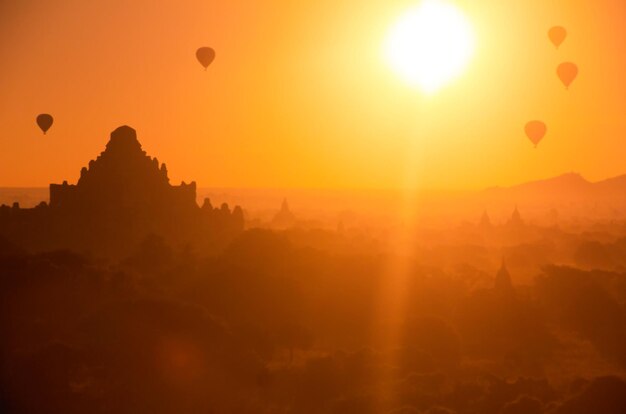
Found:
494,259 -> 514,294
271,199 -> 297,229
507,205 -> 524,227
479,210 -> 492,229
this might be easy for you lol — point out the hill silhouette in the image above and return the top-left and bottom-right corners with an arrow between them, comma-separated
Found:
483,172 -> 626,202
464,172 -> 626,222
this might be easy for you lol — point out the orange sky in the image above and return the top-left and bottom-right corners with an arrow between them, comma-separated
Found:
1,0 -> 625,190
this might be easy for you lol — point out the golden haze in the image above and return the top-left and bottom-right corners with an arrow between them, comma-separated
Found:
1,0 -> 625,190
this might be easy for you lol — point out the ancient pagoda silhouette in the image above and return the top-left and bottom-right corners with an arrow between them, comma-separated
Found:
271,199 -> 297,229
0,126 -> 244,257
50,126 -> 196,210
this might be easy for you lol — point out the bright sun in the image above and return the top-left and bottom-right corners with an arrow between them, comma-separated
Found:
385,0 -> 475,93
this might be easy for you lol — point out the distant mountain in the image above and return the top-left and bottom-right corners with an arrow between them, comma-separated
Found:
484,173 -> 592,201
595,174 -> 626,193
486,172 -> 589,193
485,172 -> 626,198
477,172 -> 626,218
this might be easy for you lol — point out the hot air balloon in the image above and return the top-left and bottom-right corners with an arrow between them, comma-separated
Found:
36,114 -> 54,135
525,121 -> 546,148
196,47 -> 215,70
557,62 -> 578,89
548,26 -> 567,49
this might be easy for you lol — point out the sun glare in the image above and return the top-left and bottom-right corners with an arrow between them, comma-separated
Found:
385,0 -> 475,93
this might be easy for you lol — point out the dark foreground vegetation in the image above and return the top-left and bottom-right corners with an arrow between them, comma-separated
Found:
2,227 -> 626,413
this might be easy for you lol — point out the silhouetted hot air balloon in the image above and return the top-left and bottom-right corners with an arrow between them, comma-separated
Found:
196,47 -> 215,71
525,121 -> 546,148
548,26 -> 567,49
36,114 -> 54,135
557,62 -> 578,89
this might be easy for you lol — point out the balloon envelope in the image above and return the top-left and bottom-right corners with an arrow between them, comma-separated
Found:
557,62 -> 578,89
525,121 -> 547,148
36,114 -> 54,135
548,26 -> 567,49
196,47 -> 215,70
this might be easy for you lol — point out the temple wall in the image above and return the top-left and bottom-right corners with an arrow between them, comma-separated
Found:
171,181 -> 198,207
49,183 -> 77,208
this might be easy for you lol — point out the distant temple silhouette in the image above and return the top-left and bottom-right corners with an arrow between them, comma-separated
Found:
507,206 -> 525,227
479,210 -> 492,229
271,199 -> 297,229
494,260 -> 514,294
0,126 -> 244,256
